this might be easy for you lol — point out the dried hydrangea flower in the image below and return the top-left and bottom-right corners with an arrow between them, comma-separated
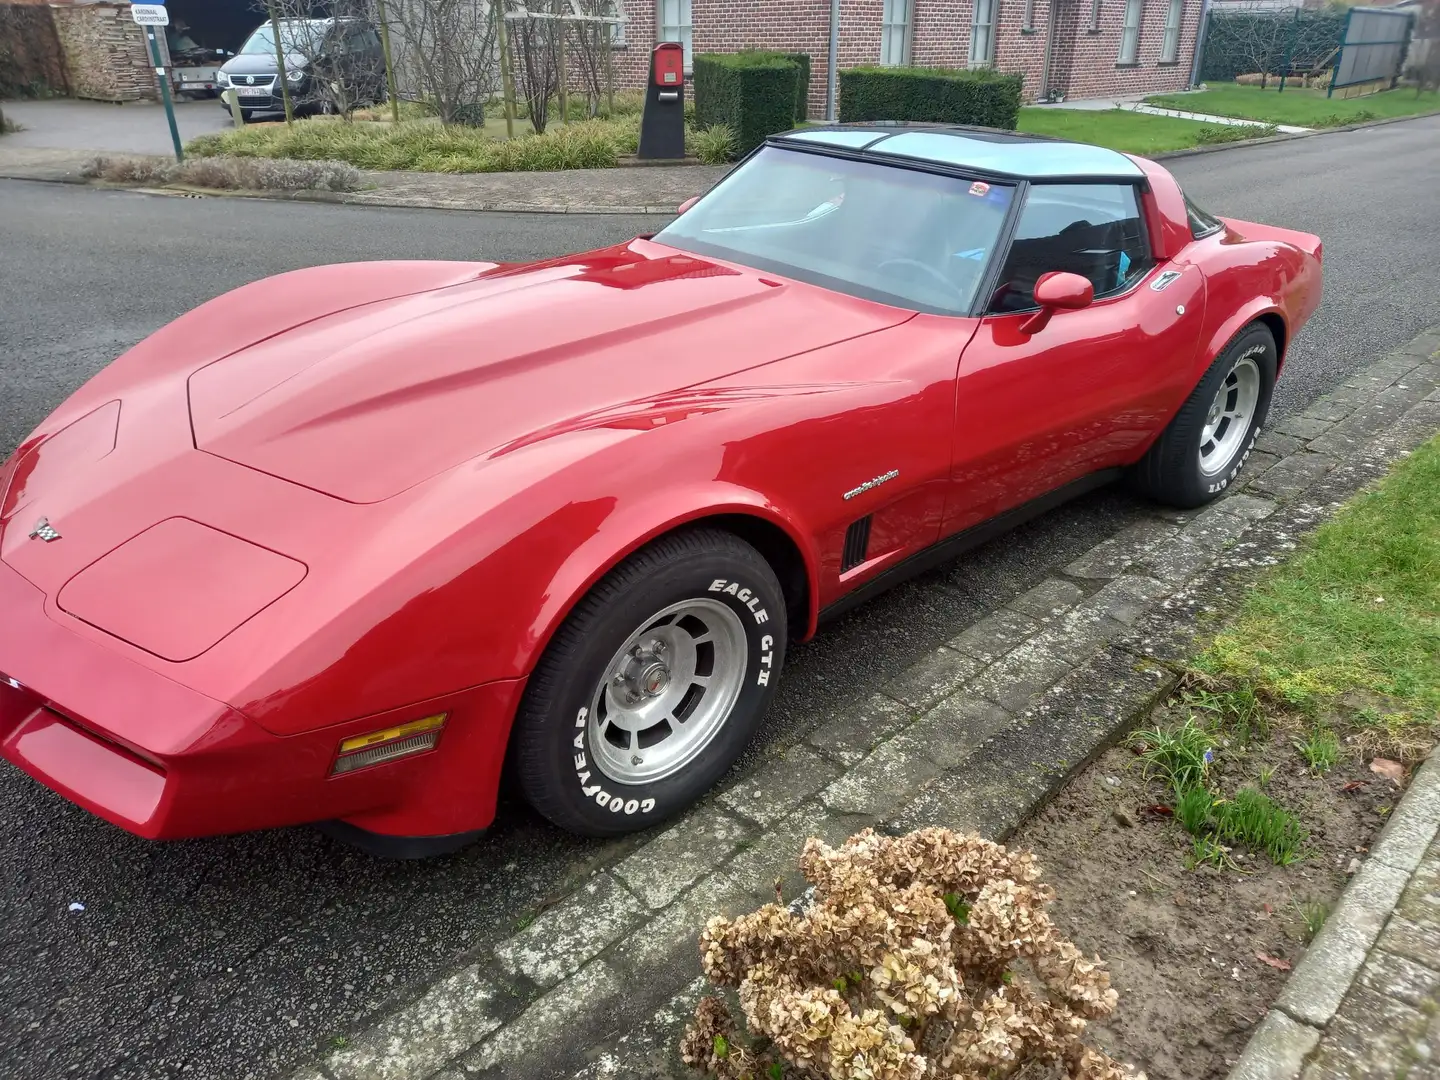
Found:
682,828 -> 1145,1080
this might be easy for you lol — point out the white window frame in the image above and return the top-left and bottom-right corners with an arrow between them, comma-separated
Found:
970,0 -> 997,67
1119,0 -> 1143,63
657,0 -> 692,69
1161,0 -> 1183,62
1089,0 -> 1101,32
607,0 -> 627,48
1022,0 -> 1035,32
880,0 -> 914,66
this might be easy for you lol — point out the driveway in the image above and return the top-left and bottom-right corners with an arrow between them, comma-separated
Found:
1,97 -> 234,156
0,115 -> 1438,1080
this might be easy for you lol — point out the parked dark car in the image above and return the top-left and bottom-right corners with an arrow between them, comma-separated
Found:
217,16 -> 386,120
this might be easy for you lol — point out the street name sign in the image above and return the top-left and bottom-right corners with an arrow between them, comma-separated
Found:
130,4 -> 169,26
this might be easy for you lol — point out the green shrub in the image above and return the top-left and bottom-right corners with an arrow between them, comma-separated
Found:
839,65 -> 1023,129
693,52 -> 801,155
184,116 -> 631,174
692,123 -> 738,164
782,52 -> 811,121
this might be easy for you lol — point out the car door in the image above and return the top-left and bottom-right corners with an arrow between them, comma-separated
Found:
943,181 -> 1207,533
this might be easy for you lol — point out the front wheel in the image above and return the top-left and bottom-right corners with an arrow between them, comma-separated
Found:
1131,323 -> 1277,508
513,529 -> 786,836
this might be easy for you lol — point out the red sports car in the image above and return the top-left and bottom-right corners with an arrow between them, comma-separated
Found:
0,126 -> 1321,855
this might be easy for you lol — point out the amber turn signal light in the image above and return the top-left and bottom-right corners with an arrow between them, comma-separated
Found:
332,713 -> 447,775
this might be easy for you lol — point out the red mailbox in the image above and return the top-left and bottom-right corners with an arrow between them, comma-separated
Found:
639,42 -> 686,159
653,42 -> 684,87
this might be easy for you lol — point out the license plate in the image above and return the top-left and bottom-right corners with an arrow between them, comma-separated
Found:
237,87 -> 268,98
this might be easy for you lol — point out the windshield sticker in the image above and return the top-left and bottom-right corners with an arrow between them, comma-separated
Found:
969,181 -> 991,197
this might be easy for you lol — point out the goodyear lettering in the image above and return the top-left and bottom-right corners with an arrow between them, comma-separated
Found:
572,707 -> 658,816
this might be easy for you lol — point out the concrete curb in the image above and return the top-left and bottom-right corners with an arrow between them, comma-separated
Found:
1228,753 -> 1440,1080
285,330 -> 1440,1080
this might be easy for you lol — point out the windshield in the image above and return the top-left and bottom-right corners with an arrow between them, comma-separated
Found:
655,146 -> 1016,315
239,20 -> 328,56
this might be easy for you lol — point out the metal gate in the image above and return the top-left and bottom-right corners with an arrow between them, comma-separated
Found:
1329,6 -> 1415,97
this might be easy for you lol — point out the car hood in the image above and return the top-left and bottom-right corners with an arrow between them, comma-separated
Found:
188,242 -> 911,503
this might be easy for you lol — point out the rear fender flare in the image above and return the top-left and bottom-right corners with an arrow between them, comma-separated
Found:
1199,301 -> 1288,384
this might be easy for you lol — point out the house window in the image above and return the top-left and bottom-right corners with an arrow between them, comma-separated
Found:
1119,0 -> 1143,63
607,0 -> 627,48
1089,0 -> 1101,32
658,0 -> 692,68
880,0 -> 913,66
1161,0 -> 1183,62
970,0 -> 996,66
1023,0 -> 1035,32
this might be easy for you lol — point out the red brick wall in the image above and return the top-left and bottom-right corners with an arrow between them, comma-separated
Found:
609,0 -> 1197,114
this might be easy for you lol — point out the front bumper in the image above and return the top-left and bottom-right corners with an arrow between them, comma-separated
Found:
0,557 -> 524,843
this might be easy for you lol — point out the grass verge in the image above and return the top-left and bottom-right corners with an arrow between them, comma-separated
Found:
1146,81 -> 1440,127
1018,106 -> 1275,153
1198,433 -> 1440,752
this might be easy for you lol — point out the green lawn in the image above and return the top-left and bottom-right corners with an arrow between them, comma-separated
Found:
1018,106 -> 1260,154
1146,81 -> 1440,127
1199,433 -> 1440,750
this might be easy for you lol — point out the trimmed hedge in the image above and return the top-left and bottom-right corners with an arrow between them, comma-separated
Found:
693,52 -> 801,155
838,66 -> 1023,130
782,52 -> 812,121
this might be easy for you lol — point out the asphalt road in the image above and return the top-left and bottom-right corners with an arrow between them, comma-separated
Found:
2,116 -> 1438,1080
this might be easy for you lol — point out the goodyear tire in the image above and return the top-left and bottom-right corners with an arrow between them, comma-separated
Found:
1132,323 -> 1277,508
514,528 -> 786,837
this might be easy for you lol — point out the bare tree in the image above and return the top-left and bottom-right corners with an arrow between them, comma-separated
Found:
1232,14 -> 1288,89
510,4 -> 562,132
249,1 -> 390,118
567,0 -> 621,118
385,0 -> 500,125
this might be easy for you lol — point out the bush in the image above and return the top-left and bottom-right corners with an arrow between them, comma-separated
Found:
839,66 -> 1024,129
81,154 -> 361,191
185,116 -> 633,174
682,828 -> 1141,1080
693,52 -> 801,155
782,51 -> 812,121
692,123 -> 738,164
1193,122 -> 1279,144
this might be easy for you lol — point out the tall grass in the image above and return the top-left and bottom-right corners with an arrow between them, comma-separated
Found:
187,116 -> 641,174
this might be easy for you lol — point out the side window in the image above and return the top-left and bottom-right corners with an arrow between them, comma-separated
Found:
1184,194 -> 1223,239
988,183 -> 1153,314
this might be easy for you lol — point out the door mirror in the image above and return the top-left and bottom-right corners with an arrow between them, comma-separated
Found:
1019,271 -> 1094,335
677,196 -> 700,215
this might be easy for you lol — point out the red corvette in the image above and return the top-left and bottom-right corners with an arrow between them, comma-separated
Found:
0,126 -> 1321,855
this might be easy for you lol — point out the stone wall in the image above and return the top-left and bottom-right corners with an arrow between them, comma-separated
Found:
51,1 -> 158,102
0,1 -> 71,97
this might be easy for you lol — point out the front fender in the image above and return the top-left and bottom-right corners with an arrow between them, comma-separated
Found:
518,483 -> 822,676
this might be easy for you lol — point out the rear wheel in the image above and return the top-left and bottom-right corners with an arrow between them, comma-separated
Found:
513,529 -> 786,836
1131,324 -> 1277,508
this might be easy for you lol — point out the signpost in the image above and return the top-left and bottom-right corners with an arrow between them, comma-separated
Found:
131,2 -> 185,162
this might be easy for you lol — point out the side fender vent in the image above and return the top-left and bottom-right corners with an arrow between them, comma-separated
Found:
841,515 -> 873,573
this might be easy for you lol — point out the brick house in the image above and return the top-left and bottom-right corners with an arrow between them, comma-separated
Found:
607,0 -> 1202,113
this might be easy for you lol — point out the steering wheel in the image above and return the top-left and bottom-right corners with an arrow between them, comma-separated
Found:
876,257 -> 968,304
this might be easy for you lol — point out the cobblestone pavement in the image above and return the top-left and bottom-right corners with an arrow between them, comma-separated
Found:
1232,757 -> 1440,1080
284,332 -> 1440,1080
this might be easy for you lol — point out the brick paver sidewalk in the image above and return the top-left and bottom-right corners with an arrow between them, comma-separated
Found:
1233,757 -> 1440,1080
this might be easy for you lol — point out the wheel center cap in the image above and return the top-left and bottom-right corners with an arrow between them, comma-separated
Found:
638,661 -> 670,697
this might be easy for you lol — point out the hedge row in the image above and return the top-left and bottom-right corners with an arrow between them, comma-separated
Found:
693,51 -> 803,155
839,66 -> 1023,129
